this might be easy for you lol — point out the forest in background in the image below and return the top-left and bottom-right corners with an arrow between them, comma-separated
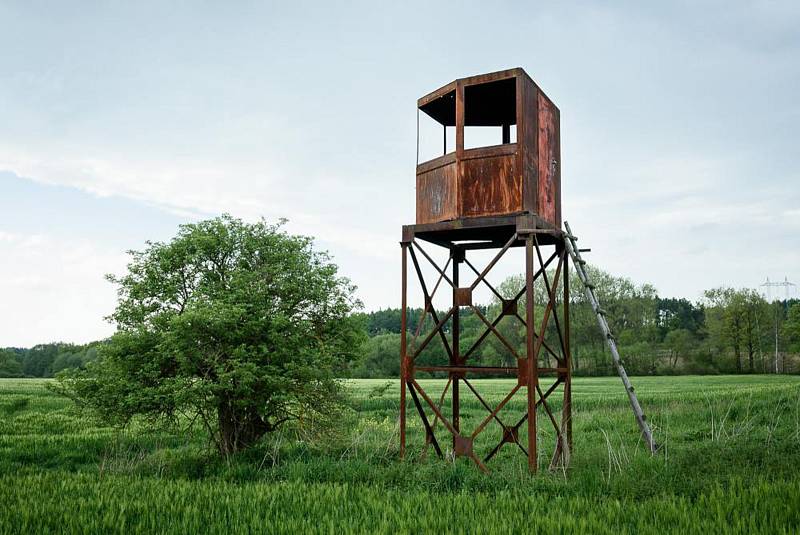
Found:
3,264 -> 800,379
353,264 -> 800,378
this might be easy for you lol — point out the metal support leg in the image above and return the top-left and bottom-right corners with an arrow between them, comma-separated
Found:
452,248 -> 460,450
564,252 -> 573,453
525,235 -> 538,473
400,242 -> 408,458
398,229 -> 573,473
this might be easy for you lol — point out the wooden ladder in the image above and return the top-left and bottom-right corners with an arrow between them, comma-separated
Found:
563,221 -> 658,453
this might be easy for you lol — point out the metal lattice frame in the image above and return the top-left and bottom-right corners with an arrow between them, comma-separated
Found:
399,229 -> 572,473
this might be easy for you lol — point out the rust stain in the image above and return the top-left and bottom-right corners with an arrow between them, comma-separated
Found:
461,154 -> 520,217
414,69 -> 560,227
537,95 -> 558,226
416,161 -> 457,224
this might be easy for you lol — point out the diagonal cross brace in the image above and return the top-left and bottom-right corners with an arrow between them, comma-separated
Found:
534,237 -> 568,365
468,233 -> 518,292
407,381 -> 443,458
411,379 -> 489,473
411,307 -> 455,361
484,379 -> 563,462
408,245 -> 454,360
531,251 -> 564,366
462,250 -> 559,361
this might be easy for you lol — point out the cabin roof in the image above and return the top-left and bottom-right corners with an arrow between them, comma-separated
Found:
418,68 -> 537,127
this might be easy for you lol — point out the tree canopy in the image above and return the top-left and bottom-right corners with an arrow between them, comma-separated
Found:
55,215 -> 363,455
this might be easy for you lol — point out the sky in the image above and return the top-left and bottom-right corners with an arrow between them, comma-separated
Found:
1,1 -> 799,347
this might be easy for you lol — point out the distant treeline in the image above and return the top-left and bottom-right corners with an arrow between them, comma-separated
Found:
4,264 -> 800,378
350,265 -> 800,378
0,343 -> 100,378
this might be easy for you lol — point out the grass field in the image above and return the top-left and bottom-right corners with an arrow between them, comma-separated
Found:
1,376 -> 800,533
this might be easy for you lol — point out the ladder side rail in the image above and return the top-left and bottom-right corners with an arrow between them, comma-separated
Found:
563,222 -> 657,453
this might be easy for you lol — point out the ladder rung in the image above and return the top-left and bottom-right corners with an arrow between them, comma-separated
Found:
564,220 -> 656,453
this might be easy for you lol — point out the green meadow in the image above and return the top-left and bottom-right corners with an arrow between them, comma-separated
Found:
2,376 -> 800,534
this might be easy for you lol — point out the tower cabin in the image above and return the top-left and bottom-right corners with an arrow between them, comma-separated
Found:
400,69 -> 572,472
416,68 -> 560,232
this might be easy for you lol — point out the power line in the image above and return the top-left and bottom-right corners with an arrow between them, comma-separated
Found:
760,277 -> 796,374
760,276 -> 796,302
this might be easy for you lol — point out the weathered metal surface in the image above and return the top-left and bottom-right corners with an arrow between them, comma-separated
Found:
460,153 -> 520,217
454,287 -> 472,307
403,69 -> 570,474
404,213 -> 562,250
537,93 -> 560,227
399,244 -> 408,458
398,228 -> 572,473
525,234 -> 538,471
416,156 -> 457,224
520,75 -> 538,214
415,68 -> 560,228
452,255 -> 461,450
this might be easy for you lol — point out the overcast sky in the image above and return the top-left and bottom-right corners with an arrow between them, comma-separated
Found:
1,1 -> 799,347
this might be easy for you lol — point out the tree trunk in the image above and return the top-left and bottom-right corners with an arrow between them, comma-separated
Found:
734,345 -> 742,373
217,402 -> 270,456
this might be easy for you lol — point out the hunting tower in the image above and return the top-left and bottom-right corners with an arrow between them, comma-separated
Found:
399,68 -> 572,473
415,68 -> 561,227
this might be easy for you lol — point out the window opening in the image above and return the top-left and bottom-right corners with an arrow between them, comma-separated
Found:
463,77 -> 516,150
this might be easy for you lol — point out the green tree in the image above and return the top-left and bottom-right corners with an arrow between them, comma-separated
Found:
657,298 -> 704,337
353,333 -> 401,378
663,328 -> 695,369
22,344 -> 63,377
705,288 -> 743,372
0,349 -> 23,378
55,215 -> 363,456
357,308 -> 425,336
704,288 -> 770,373
50,352 -> 84,374
783,303 -> 800,353
739,290 -> 770,372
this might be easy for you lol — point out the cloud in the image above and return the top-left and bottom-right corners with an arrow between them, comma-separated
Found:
0,148 -> 403,342
0,230 -> 127,346
0,145 -> 397,263
2,0 -> 799,345
783,208 -> 800,229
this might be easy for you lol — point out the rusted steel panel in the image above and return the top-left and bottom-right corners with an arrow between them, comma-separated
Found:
460,153 -> 521,217
404,69 -> 572,474
521,76 -> 538,214
460,143 -> 515,161
417,152 -> 456,175
537,93 -> 560,227
458,68 -> 521,88
415,68 -> 559,225
454,287 -> 472,307
418,81 -> 457,110
416,159 -> 457,224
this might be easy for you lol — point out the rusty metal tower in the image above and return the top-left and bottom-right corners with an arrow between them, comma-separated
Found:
399,68 -> 571,472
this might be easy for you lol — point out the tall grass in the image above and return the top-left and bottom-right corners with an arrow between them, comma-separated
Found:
1,376 -> 799,533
